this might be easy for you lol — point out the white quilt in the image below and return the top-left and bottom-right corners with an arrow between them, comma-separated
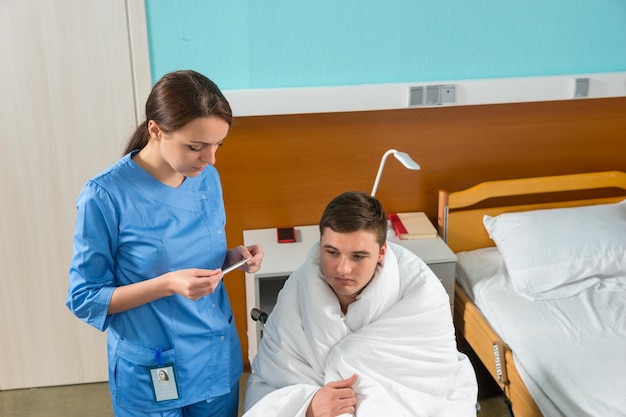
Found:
244,242 -> 477,417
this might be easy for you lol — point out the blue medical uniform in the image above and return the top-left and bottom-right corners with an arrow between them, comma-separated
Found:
67,151 -> 242,414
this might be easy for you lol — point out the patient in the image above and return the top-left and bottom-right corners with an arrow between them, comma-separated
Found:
244,191 -> 477,417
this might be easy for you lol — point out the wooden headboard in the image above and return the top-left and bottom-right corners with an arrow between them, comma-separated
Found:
438,171 -> 626,253
214,97 -> 626,369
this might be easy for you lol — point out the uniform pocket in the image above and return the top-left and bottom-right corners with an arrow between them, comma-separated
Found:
113,339 -> 179,411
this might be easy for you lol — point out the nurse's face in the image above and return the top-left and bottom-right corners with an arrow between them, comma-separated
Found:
320,227 -> 386,311
149,116 -> 230,178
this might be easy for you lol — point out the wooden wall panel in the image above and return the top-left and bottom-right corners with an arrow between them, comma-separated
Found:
217,97 -> 626,369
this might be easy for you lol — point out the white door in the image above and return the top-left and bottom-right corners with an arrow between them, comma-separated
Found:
0,0 -> 150,389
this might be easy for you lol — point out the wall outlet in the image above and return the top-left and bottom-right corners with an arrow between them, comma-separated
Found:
410,84 -> 455,106
426,85 -> 440,105
441,85 -> 456,104
575,78 -> 589,98
408,86 -> 424,106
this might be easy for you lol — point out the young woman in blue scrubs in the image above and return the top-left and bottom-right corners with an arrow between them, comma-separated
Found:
67,70 -> 264,417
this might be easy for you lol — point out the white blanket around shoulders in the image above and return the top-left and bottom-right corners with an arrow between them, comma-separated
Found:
244,242 -> 477,417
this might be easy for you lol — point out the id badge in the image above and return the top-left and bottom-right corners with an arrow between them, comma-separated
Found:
149,364 -> 180,402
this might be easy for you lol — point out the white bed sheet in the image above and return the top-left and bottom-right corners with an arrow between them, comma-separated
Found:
456,247 -> 626,417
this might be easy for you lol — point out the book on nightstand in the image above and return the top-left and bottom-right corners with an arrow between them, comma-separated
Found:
388,212 -> 438,240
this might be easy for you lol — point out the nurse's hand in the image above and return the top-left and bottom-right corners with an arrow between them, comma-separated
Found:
225,244 -> 264,274
108,268 -> 223,313
168,268 -> 224,300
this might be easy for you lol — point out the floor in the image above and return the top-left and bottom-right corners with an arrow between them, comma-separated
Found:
0,372 -> 509,417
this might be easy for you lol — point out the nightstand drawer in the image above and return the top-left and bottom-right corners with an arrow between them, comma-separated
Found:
427,261 -> 455,307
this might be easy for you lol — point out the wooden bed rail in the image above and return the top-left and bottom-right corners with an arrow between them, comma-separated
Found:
438,171 -> 626,253
454,285 -> 509,390
455,284 -> 544,417
444,170 -> 626,210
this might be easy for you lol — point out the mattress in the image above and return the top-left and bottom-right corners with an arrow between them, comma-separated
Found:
456,247 -> 626,417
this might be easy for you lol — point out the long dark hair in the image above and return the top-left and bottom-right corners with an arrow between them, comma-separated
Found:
123,70 -> 232,155
319,191 -> 388,247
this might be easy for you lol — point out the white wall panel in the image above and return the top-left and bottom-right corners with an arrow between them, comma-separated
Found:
225,72 -> 626,117
0,0 -> 149,389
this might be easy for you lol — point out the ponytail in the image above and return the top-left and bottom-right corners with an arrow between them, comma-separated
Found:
123,122 -> 150,155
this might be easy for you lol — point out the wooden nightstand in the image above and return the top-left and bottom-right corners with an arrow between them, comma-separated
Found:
243,225 -> 319,363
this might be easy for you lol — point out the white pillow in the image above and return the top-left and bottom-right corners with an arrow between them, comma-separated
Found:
483,200 -> 626,300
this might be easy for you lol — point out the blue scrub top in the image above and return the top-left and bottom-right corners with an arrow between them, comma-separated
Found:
67,151 -> 242,412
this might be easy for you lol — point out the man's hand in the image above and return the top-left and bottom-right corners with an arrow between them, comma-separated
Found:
306,374 -> 358,417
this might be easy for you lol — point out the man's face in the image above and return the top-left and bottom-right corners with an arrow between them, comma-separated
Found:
319,227 -> 386,310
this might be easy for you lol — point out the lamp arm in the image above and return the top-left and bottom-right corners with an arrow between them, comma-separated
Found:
370,149 -> 397,196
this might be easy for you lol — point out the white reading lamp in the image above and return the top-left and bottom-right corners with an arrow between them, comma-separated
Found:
370,149 -> 421,196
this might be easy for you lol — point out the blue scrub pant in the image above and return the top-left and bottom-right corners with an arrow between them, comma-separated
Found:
113,381 -> 239,417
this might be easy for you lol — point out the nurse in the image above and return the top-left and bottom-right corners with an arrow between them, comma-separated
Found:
67,70 -> 263,417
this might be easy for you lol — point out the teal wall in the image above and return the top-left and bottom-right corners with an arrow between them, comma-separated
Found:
145,1 -> 626,90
